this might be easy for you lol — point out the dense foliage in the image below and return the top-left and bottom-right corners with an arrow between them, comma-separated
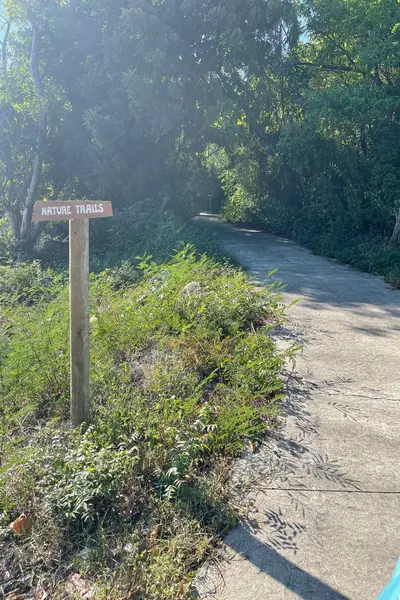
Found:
0,0 -> 398,277
217,0 -> 400,282
0,248 -> 291,599
0,0 -> 298,245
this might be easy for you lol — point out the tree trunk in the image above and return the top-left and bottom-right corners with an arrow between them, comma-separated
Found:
20,26 -> 46,242
389,208 -> 400,246
6,206 -> 21,240
2,21 -> 11,72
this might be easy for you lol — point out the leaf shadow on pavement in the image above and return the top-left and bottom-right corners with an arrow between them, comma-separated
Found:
194,359 -> 358,599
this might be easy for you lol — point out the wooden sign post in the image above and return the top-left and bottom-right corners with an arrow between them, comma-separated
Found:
32,201 -> 113,427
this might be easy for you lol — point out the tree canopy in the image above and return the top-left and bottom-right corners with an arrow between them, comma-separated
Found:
0,0 -> 399,266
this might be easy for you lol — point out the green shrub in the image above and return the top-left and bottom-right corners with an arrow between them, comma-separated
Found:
91,203 -> 224,270
0,248 -> 291,599
0,260 -> 62,306
44,430 -> 139,527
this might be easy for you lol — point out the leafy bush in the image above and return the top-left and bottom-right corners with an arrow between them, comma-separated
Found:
90,207 -> 226,269
0,260 -> 62,306
45,430 -> 139,526
0,247 -> 291,599
220,159 -> 263,224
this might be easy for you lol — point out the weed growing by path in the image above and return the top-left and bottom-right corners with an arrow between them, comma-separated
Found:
0,247 -> 290,599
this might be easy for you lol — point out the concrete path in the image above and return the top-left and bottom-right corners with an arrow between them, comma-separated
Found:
194,216 -> 400,600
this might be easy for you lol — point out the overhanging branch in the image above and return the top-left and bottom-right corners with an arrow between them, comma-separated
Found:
295,61 -> 364,75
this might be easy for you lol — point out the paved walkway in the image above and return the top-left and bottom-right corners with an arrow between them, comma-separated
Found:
195,216 -> 400,600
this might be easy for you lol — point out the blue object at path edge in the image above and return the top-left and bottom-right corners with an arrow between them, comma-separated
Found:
377,559 -> 400,599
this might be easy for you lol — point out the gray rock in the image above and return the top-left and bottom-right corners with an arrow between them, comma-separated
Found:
182,281 -> 201,297
130,362 -> 145,384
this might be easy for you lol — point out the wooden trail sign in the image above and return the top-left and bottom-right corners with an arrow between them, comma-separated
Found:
32,201 -> 113,427
32,200 -> 113,222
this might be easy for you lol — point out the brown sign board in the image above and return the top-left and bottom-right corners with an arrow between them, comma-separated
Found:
32,201 -> 113,222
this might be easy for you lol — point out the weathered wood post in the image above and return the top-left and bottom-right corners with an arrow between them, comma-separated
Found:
32,200 -> 113,427
69,219 -> 90,427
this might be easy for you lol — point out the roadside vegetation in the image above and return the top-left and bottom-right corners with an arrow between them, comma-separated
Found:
0,0 -> 397,596
0,245 -> 292,599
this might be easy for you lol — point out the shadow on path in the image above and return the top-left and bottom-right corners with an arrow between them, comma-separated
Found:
193,214 -> 400,600
224,525 -> 350,600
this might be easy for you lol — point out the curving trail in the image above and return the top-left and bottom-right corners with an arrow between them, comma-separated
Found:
195,215 -> 400,600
